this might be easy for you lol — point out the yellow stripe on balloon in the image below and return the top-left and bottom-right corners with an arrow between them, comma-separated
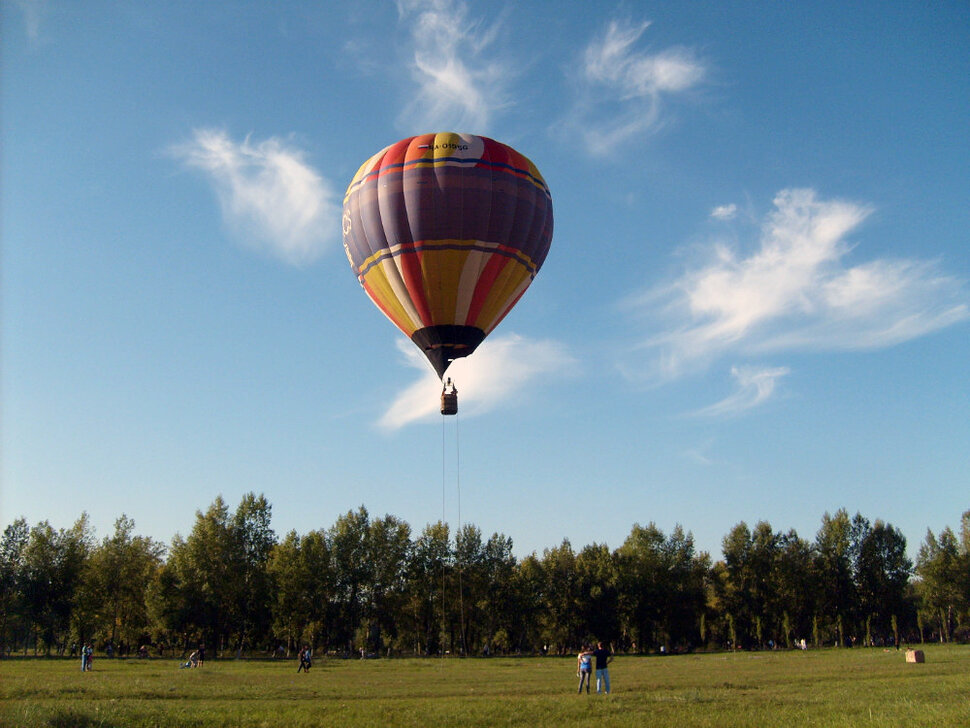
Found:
420,247 -> 469,326
357,240 -> 538,281
361,261 -> 421,336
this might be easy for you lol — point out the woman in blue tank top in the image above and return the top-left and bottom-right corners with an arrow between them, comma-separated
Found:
577,645 -> 593,694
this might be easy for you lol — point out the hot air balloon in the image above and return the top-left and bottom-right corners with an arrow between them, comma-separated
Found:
342,132 -> 553,414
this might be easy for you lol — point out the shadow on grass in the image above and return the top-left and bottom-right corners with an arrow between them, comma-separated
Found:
46,708 -> 120,728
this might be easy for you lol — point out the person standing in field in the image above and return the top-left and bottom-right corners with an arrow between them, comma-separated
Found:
577,645 -> 593,694
80,644 -> 88,672
592,641 -> 613,694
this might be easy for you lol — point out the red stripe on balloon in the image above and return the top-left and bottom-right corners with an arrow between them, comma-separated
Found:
395,245 -> 433,328
465,253 -> 509,327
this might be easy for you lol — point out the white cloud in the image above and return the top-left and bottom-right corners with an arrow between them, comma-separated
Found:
563,18 -> 706,156
15,0 -> 46,42
681,438 -> 716,466
379,333 -> 575,429
631,188 -> 969,379
396,0 -> 511,132
693,365 -> 790,417
171,129 -> 340,265
711,204 -> 737,221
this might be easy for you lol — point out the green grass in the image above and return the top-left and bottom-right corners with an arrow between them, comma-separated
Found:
2,645 -> 969,727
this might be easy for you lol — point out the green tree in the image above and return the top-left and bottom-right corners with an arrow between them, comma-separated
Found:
228,493 -> 276,655
853,519 -> 911,645
82,515 -> 165,651
363,514 -> 411,654
615,523 -> 705,652
718,522 -> 755,648
719,521 -> 797,649
0,519 -> 29,655
161,497 -> 235,654
747,522 -> 781,647
267,529 -> 333,654
814,510 -> 855,646
402,521 -> 450,655
509,552 -> 545,653
145,558 -> 190,653
661,525 -> 709,650
477,532 -> 517,654
452,523 -> 484,655
915,527 -> 963,642
539,539 -> 581,652
961,511 -> 970,555
574,543 -> 619,646
329,507 -> 372,652
151,494 -> 276,656
773,529 -> 816,647
19,515 -> 92,654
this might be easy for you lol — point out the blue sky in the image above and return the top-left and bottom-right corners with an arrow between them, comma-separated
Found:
3,0 -> 968,560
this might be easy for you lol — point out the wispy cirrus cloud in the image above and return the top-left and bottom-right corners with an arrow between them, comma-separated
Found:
692,365 -> 790,417
626,188 -> 969,389
379,333 -> 576,429
396,0 -> 511,132
710,203 -> 737,221
561,18 -> 706,156
170,129 -> 340,265
15,0 -> 47,42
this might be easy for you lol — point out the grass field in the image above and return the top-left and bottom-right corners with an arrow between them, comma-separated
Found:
2,645 -> 969,727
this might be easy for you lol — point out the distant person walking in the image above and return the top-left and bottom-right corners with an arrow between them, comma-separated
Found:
592,641 -> 613,694
80,644 -> 88,672
84,644 -> 94,671
298,646 -> 312,672
577,645 -> 593,694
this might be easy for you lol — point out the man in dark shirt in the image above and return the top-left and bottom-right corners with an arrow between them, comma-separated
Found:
592,641 -> 613,694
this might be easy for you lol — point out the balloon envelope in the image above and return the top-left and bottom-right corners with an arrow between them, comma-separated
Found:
342,132 -> 553,378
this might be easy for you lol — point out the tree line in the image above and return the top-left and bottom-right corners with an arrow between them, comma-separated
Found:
1,494 -> 968,659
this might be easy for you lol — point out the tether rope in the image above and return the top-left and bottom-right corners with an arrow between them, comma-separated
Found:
441,412 -> 447,658
456,408 -> 466,656
439,391 -> 466,657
